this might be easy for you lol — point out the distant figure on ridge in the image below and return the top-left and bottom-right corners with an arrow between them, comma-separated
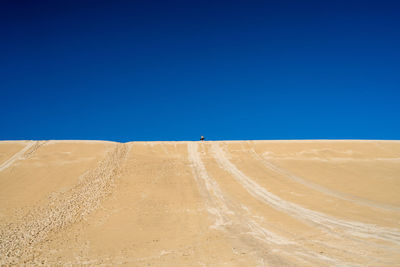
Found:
200,136 -> 205,141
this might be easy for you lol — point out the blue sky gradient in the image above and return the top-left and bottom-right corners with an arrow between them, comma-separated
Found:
1,0 -> 399,141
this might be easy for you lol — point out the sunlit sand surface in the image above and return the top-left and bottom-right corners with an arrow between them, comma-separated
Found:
1,140 -> 399,265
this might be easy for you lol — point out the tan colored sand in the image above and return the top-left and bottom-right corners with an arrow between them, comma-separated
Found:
0,140 -> 399,266
0,142 -> 29,166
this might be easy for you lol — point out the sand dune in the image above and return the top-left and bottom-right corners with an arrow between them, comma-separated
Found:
0,140 -> 399,265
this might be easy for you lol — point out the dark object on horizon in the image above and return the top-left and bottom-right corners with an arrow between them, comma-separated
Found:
200,136 -> 205,141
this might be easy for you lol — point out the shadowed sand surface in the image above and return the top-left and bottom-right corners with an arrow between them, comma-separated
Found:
0,140 -> 399,266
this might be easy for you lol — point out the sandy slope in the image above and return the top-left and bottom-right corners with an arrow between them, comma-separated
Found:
0,140 -> 399,266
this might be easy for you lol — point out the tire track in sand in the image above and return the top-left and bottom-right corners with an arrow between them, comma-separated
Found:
211,142 -> 400,247
0,143 -> 130,266
244,142 -> 400,212
187,142 -> 344,266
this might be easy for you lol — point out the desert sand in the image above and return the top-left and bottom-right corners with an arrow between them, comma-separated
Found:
0,140 -> 399,266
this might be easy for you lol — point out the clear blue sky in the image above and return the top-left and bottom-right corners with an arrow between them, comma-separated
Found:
1,0 -> 399,141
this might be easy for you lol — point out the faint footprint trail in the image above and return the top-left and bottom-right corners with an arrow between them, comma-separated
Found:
187,142 -> 344,266
0,143 -> 130,266
0,141 -> 42,172
245,142 -> 400,212
211,142 -> 400,246
23,140 -> 48,159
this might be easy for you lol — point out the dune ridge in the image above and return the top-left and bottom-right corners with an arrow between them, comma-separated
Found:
0,140 -> 399,265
